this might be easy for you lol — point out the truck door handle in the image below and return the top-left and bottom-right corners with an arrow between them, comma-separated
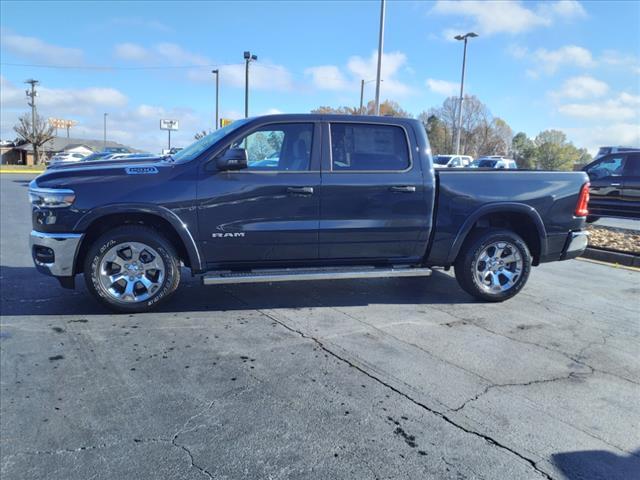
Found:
390,185 -> 416,193
287,186 -> 314,195
610,183 -> 621,187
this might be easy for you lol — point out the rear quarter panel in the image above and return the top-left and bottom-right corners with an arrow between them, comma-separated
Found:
426,170 -> 589,265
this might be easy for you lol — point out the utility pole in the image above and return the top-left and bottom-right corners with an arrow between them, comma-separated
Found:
212,69 -> 219,129
374,0 -> 386,115
243,51 -> 257,118
454,32 -> 478,155
103,113 -> 108,149
25,79 -> 39,165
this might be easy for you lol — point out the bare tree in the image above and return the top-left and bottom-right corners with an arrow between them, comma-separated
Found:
13,113 -> 55,164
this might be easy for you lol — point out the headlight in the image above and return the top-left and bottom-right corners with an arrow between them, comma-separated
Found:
29,187 -> 76,208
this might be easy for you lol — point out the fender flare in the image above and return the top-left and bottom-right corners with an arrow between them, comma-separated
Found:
446,202 -> 548,264
74,203 -> 203,272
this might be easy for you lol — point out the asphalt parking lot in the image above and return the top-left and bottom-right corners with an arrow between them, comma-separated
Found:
1,174 -> 639,480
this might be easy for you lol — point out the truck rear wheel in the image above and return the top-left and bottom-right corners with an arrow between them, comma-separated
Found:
454,229 -> 531,302
84,225 -> 181,313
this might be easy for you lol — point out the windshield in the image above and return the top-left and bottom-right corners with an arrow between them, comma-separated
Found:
478,159 -> 497,168
433,155 -> 453,165
172,119 -> 251,163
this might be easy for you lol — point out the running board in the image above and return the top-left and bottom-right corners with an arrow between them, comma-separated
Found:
202,266 -> 432,285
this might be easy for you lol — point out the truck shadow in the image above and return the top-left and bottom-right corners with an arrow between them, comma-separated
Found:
551,449 -> 640,480
0,265 -> 474,316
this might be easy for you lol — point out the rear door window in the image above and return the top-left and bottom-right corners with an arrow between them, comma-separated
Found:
330,123 -> 410,171
588,156 -> 625,179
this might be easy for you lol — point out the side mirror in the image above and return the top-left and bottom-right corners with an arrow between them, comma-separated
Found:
217,148 -> 248,171
447,163 -> 455,168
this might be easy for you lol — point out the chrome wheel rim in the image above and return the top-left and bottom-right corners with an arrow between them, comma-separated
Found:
97,242 -> 165,303
472,241 -> 523,294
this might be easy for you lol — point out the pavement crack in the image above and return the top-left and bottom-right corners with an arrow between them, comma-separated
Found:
450,371 -> 591,412
254,308 -> 554,480
171,401 -> 215,480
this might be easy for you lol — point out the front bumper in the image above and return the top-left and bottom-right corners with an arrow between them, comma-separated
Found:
560,230 -> 589,260
30,230 -> 83,277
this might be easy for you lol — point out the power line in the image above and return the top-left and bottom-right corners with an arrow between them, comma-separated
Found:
0,62 -> 243,71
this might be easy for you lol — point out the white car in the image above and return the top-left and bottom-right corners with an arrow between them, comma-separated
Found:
433,154 -> 473,169
47,152 -> 88,166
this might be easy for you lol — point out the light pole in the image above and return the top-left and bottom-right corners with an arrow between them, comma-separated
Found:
103,113 -> 108,149
25,79 -> 39,165
244,51 -> 257,118
359,79 -> 380,114
374,0 -> 386,115
212,69 -> 219,129
454,32 -> 478,155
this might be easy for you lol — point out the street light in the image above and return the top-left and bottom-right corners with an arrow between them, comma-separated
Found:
212,69 -> 219,129
360,79 -> 382,114
453,32 -> 478,155
243,51 -> 258,118
103,113 -> 108,149
374,0 -> 386,115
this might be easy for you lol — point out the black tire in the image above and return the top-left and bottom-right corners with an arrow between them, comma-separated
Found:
84,225 -> 181,313
586,215 -> 600,223
454,229 -> 532,302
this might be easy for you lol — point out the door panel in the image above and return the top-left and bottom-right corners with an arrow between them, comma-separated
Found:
621,153 -> 640,218
319,122 -> 430,260
196,122 -> 320,265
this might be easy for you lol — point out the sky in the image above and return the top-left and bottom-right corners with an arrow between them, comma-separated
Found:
1,0 -> 639,154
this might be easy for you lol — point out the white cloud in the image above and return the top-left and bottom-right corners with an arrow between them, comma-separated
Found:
346,51 -> 412,97
551,75 -> 609,100
0,31 -> 84,65
114,43 -> 150,62
262,108 -> 284,115
511,45 -> 596,76
112,42 -> 294,90
600,50 -> 640,75
566,124 -> 640,156
534,45 -> 595,73
425,78 -> 459,96
558,93 -> 640,121
304,65 -> 349,90
431,0 -> 586,37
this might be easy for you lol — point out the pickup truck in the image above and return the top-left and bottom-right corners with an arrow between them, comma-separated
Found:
29,114 -> 590,312
582,150 -> 640,221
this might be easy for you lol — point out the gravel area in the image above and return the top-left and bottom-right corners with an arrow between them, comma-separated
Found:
586,224 -> 640,254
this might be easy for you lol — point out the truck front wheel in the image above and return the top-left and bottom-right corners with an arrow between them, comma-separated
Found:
454,229 -> 532,302
84,225 -> 181,313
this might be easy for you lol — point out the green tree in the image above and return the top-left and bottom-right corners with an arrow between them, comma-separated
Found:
511,132 -> 536,169
534,130 -> 582,171
418,112 -> 450,155
311,100 -> 411,118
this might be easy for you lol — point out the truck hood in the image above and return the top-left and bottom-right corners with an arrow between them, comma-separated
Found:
34,156 -> 175,189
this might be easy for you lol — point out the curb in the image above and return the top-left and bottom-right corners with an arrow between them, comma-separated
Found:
581,247 -> 640,268
0,170 -> 43,174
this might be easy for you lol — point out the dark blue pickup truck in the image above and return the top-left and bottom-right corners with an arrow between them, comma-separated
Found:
29,114 -> 590,312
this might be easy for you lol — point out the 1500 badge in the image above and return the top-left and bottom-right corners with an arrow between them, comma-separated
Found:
212,232 -> 245,238
126,166 -> 159,175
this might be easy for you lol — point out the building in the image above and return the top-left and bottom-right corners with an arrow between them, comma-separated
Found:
0,137 -> 138,165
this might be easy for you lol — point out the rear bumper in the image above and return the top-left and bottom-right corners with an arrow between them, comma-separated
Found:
560,230 -> 589,261
30,230 -> 83,277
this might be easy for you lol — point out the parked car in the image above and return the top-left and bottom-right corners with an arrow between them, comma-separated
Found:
470,157 -> 518,169
582,151 -> 640,220
29,114 -> 589,312
46,152 -> 87,167
594,146 -> 639,161
433,154 -> 473,168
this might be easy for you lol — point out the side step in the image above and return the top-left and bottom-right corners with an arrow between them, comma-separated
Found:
202,266 -> 432,285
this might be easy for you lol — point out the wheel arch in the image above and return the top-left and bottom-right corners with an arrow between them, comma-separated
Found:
447,203 -> 547,266
73,205 -> 203,275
